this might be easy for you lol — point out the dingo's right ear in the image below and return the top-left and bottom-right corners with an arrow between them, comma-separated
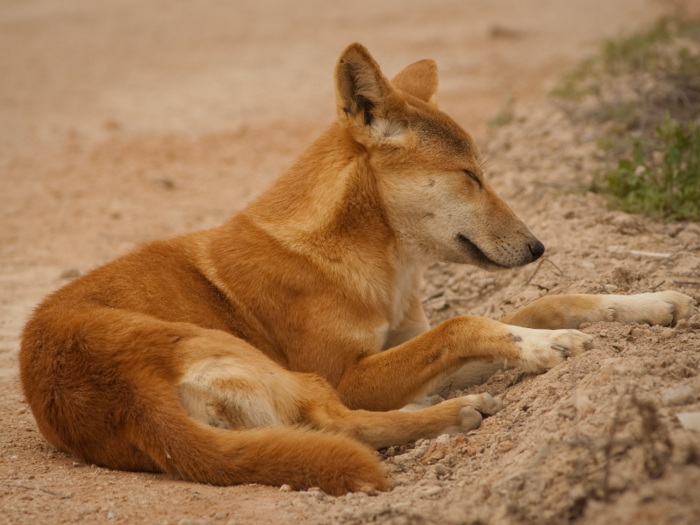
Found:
335,43 -> 409,148
391,59 -> 439,106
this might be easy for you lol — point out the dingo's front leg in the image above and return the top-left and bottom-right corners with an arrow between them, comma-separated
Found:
501,324 -> 593,371
335,316 -> 592,411
500,291 -> 695,329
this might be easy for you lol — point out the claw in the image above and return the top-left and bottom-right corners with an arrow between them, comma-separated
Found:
551,344 -> 571,357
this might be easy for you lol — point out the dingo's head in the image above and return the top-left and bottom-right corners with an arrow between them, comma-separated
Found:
335,43 -> 544,270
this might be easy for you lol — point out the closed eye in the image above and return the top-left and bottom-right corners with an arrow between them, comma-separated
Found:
463,169 -> 483,189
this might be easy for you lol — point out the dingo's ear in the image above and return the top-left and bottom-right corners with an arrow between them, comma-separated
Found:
391,59 -> 438,106
335,43 -> 409,147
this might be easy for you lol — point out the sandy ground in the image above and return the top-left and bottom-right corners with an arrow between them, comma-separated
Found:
3,1 -> 700,524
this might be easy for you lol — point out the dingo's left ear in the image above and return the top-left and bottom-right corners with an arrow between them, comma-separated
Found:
391,59 -> 438,106
335,43 -> 409,147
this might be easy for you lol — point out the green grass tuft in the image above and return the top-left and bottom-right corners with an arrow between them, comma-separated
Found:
550,12 -> 700,222
606,116 -> 700,221
600,16 -> 672,73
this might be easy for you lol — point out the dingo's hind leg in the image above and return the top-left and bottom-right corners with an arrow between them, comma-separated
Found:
21,312 -> 388,495
178,330 -> 504,451
302,380 -> 504,449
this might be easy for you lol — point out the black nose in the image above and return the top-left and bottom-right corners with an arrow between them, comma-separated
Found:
529,240 -> 545,261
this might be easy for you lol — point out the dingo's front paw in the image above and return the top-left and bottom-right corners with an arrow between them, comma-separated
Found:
601,291 -> 695,326
654,291 -> 695,324
507,326 -> 593,373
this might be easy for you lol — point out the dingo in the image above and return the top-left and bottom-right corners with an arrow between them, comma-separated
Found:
20,43 -> 694,495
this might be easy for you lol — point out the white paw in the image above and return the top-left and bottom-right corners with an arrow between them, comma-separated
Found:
603,290 -> 695,326
601,291 -> 696,326
507,326 -> 593,373
656,291 -> 696,323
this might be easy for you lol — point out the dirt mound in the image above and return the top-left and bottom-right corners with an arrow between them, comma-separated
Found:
318,101 -> 700,525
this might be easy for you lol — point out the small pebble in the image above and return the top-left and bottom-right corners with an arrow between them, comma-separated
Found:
677,412 -> 700,431
662,385 -> 695,406
435,434 -> 450,445
658,327 -> 675,340
429,299 -> 446,311
392,502 -> 413,513
419,486 -> 443,498
433,464 -> 450,477
308,488 -> 325,500
630,327 -> 645,339
497,440 -> 514,453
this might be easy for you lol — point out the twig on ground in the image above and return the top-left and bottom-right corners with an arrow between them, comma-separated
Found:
674,280 -> 700,286
651,280 -> 666,291
629,250 -> 671,258
5,483 -> 73,499
525,257 -> 565,286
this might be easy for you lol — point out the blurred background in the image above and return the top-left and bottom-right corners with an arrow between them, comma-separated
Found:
0,0 -> 669,150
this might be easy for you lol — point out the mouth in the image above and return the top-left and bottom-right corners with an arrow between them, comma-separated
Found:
456,234 -> 508,269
